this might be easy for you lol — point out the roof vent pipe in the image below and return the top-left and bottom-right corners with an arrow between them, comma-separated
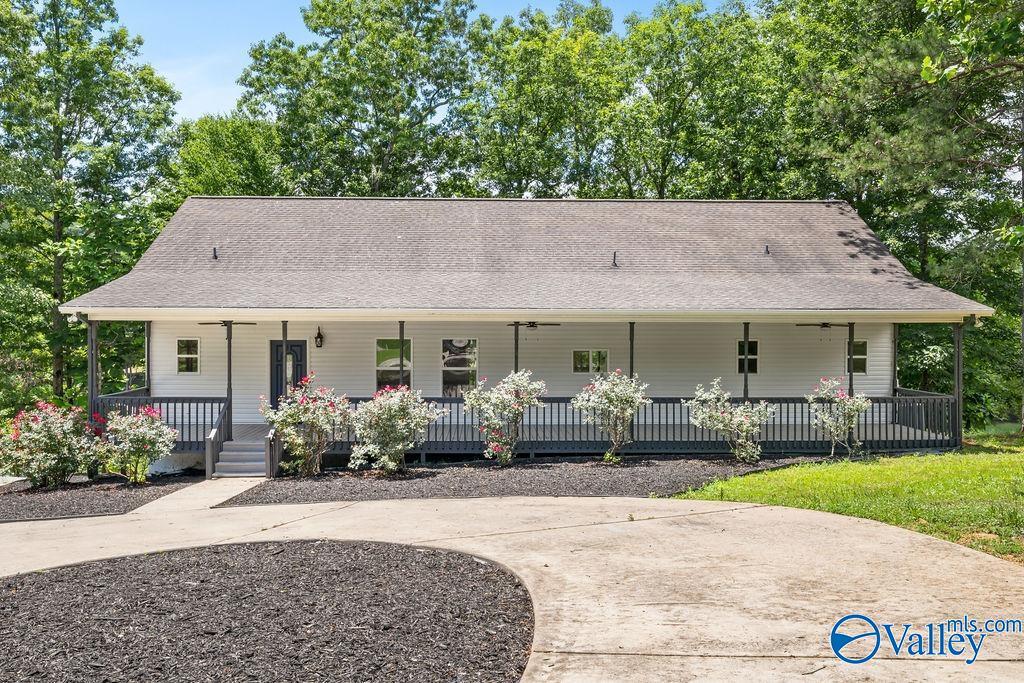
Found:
612,251 -> 620,268
213,247 -> 218,260
764,245 -> 771,255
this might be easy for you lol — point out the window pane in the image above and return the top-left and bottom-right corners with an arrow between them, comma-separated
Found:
177,356 -> 198,373
737,340 -> 758,357
591,350 -> 608,373
738,358 -> 758,374
852,340 -> 868,356
177,339 -> 198,355
377,338 -> 412,390
442,339 -> 477,396
442,339 -> 477,369
852,358 -> 867,374
572,350 -> 590,373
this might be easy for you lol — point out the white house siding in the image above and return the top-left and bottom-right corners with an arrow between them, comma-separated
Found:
150,320 -> 893,425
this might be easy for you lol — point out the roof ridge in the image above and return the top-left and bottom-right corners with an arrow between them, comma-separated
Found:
186,195 -> 848,204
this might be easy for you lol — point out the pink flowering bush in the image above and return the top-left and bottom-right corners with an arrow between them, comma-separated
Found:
571,369 -> 651,465
464,371 -> 546,465
350,386 -> 446,474
806,376 -> 872,456
0,402 -> 98,487
687,378 -> 775,464
260,373 -> 352,477
103,406 -> 178,484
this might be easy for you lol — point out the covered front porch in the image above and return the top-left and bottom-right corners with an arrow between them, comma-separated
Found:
86,315 -> 967,478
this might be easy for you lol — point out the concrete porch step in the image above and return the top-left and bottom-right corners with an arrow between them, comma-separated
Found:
218,452 -> 265,464
214,461 -> 266,476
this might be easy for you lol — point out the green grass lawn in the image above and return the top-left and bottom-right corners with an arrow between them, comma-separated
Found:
677,432 -> 1024,562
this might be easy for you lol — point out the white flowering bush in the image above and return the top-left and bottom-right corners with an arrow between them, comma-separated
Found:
260,373 -> 353,477
806,376 -> 872,456
571,369 -> 651,465
103,406 -> 178,484
0,402 -> 98,487
687,378 -> 775,464
350,386 -> 446,474
464,370 -> 546,465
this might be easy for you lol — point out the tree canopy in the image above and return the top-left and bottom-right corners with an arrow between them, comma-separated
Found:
0,0 -> 1021,427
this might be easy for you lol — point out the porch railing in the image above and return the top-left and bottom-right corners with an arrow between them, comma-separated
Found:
204,403 -> 229,479
95,390 -> 227,452
327,391 -> 957,457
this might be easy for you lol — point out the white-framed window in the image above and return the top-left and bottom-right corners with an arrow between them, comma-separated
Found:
851,340 -> 868,374
572,349 -> 608,374
737,340 -> 758,374
376,338 -> 412,390
442,338 -> 478,397
176,338 -> 200,374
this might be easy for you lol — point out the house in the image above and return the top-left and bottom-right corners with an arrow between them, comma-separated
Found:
60,197 -> 992,477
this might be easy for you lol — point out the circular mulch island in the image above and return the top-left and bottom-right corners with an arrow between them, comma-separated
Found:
0,541 -> 533,682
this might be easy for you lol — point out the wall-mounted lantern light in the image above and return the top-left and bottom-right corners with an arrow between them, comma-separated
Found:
315,326 -> 324,348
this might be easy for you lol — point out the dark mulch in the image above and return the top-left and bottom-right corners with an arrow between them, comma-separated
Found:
223,455 -> 822,506
0,472 -> 203,522
0,540 -> 533,682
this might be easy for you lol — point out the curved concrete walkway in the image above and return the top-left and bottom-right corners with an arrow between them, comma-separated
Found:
2,479 -> 1024,681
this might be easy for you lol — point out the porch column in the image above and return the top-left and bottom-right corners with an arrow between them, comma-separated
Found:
742,322 -> 750,401
891,323 -> 899,394
281,321 -> 288,399
847,322 -> 855,394
144,321 -> 152,390
513,321 -> 521,372
398,320 -> 406,386
953,322 -> 964,445
86,316 -> 98,418
225,321 -> 233,441
628,322 -> 635,376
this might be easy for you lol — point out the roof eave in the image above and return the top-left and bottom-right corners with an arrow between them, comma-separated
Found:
57,305 -> 994,324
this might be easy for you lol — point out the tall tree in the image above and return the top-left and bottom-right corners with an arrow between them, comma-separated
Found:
156,115 -> 294,213
0,0 -> 177,402
239,0 -> 473,196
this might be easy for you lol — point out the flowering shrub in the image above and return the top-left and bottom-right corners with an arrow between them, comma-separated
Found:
103,406 -> 178,484
571,369 -> 651,465
687,378 -> 775,464
0,402 -> 97,487
464,371 -> 546,465
806,376 -> 872,456
260,373 -> 352,477
350,386 -> 446,474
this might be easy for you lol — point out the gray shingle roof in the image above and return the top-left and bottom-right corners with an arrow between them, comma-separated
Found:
62,196 -> 991,317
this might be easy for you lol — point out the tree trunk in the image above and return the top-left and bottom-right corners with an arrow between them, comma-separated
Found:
51,212 -> 66,397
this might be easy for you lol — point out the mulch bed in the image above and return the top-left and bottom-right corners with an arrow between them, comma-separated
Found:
0,472 -> 203,522
0,540 -> 533,682
224,455 -> 822,506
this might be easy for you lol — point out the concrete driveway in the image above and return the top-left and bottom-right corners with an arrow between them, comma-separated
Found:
2,479 -> 1023,681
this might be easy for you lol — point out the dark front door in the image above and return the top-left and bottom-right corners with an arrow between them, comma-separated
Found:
270,340 -> 307,408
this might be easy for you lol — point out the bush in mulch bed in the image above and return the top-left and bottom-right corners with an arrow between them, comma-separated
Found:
0,471 -> 203,522
0,540 -> 534,682
222,455 -> 823,506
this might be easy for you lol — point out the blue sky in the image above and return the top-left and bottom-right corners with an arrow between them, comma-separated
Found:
116,1 -> 670,119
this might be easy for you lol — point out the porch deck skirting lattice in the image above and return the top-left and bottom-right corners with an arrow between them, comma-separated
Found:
97,390 -> 957,466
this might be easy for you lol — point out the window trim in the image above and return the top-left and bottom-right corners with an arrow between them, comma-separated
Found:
374,337 -> 413,390
851,339 -> 868,375
572,349 -> 609,374
440,337 -> 479,397
176,338 -> 201,375
736,339 -> 759,375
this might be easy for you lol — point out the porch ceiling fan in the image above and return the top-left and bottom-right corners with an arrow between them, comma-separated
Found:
794,322 -> 851,329
197,321 -> 258,326
507,321 -> 561,329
